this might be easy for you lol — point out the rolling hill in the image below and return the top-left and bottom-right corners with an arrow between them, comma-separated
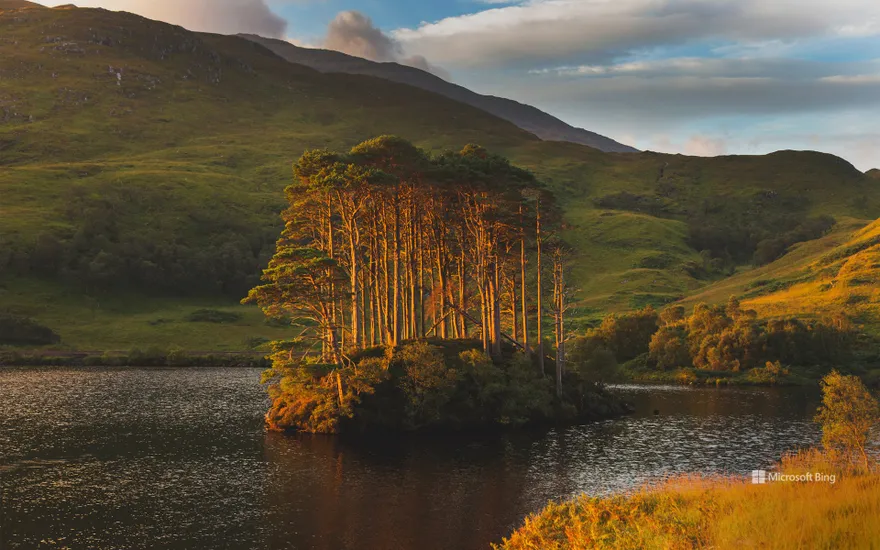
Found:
1,2 -> 878,350
240,34 -> 639,154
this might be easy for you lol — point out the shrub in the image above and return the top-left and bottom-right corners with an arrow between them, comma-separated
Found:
590,306 -> 658,362
0,313 -> 61,346
394,341 -> 458,428
815,370 -> 880,470
649,326 -> 690,370
568,335 -> 618,384
746,361 -> 791,385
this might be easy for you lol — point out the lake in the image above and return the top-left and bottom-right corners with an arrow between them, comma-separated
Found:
0,367 -> 820,549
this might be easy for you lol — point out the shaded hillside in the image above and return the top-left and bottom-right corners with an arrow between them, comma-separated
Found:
241,34 -> 639,154
868,169 -> 880,180
1,3 -> 878,349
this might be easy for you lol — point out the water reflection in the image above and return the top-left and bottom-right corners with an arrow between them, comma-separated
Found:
0,368 -> 820,549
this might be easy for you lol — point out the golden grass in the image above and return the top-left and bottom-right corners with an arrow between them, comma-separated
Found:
677,217 -> 880,336
496,450 -> 880,550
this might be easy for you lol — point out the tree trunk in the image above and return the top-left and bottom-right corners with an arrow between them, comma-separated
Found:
490,257 -> 502,358
459,249 -> 467,338
520,227 -> 529,352
348,229 -> 360,349
536,199 -> 544,376
436,245 -> 448,339
418,225 -> 425,338
393,200 -> 401,345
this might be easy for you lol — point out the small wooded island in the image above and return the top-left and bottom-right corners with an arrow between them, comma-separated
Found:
243,135 -> 629,432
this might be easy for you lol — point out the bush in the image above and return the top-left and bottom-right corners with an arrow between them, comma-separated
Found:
746,360 -> 791,385
394,341 -> 459,427
590,306 -> 659,363
0,313 -> 61,346
568,336 -> 618,384
649,325 -> 690,370
815,370 -> 880,470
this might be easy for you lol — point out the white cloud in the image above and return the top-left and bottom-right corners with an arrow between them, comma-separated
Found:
393,0 -> 880,68
321,11 -> 451,80
325,10 -> 399,62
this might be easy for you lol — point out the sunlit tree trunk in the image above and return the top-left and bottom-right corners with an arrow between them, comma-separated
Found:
520,209 -> 529,352
536,198 -> 545,376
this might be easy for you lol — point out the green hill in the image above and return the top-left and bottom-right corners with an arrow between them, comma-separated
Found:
1,3 -> 878,350
680,216 -> 880,336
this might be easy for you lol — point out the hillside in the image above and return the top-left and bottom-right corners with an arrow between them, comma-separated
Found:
0,0 -> 41,8
680,217 -> 880,336
241,34 -> 639,154
1,3 -> 878,350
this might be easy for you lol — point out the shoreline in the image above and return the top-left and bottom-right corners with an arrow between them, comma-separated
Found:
1,350 -> 834,387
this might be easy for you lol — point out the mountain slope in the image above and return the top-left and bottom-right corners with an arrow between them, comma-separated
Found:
680,217 -> 880,336
1,4 -> 878,349
241,34 -> 639,154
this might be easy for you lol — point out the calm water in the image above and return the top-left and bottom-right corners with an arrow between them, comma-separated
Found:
0,367 -> 820,549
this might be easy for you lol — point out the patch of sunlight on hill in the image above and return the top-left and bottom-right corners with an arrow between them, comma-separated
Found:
680,217 -> 880,334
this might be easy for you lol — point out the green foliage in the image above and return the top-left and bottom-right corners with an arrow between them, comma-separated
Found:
261,340 -> 615,433
746,360 -> 791,385
568,335 -> 619,384
394,342 -> 459,427
648,325 -> 690,370
633,298 -> 854,374
815,370 -> 880,469
587,306 -> 659,363
0,312 -> 60,345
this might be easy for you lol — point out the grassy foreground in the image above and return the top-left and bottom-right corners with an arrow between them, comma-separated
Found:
495,451 -> 880,550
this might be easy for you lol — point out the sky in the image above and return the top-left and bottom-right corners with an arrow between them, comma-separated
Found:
40,0 -> 880,171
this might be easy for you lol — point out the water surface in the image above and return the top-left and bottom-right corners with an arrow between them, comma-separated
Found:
0,367 -> 820,549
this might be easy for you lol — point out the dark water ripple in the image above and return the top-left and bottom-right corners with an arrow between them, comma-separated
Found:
0,368 -> 820,549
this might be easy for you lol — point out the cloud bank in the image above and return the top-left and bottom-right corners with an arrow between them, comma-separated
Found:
394,0 -> 880,69
42,0 -> 288,37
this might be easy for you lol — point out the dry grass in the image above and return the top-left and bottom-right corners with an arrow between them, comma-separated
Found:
496,450 -> 880,550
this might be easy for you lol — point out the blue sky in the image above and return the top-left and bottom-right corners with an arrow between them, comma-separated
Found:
44,0 -> 880,170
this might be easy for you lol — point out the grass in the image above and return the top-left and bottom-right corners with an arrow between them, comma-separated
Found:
1,3 -> 879,350
495,450 -> 880,550
679,217 -> 880,337
0,279 -> 289,351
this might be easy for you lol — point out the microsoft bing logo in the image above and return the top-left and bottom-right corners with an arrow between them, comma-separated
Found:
751,470 -> 767,484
